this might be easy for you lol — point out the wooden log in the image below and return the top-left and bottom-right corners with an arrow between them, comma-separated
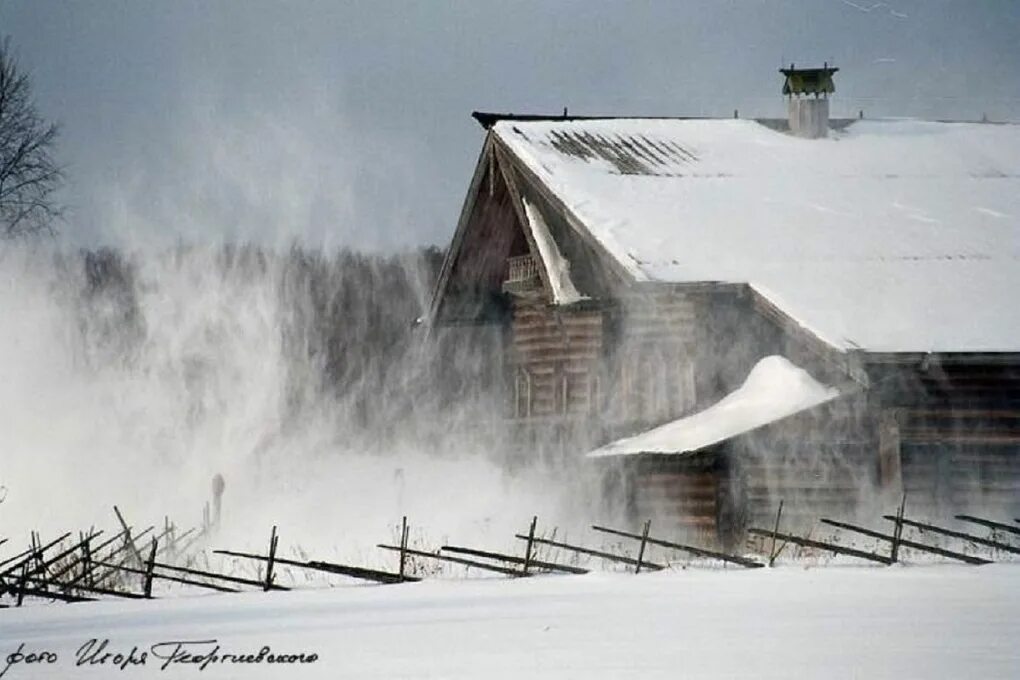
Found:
891,494 -> 907,563
151,559 -> 289,591
113,506 -> 145,568
955,515 -> 1020,537
591,525 -> 763,568
379,544 -> 522,577
747,528 -> 893,565
0,547 -> 34,572
90,526 -> 156,587
399,516 -> 408,581
879,516 -> 1020,555
16,563 -> 27,606
214,549 -> 416,585
515,534 -> 665,571
60,528 -> 142,588
50,529 -> 128,584
4,577 -> 93,603
439,545 -> 588,574
264,525 -> 278,592
523,516 -> 537,576
0,532 -> 72,576
635,520 -> 651,574
61,582 -> 144,600
24,530 -> 104,582
307,560 -> 421,584
143,538 -> 157,598
770,501 -> 785,567
81,535 -> 93,589
819,519 -> 991,565
88,560 -> 236,594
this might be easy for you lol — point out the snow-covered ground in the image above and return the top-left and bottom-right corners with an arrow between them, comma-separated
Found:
3,564 -> 1017,679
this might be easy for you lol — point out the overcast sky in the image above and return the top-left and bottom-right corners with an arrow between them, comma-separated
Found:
3,0 -> 1019,250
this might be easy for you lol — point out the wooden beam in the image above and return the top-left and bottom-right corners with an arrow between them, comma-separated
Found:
149,559 -> 288,591
307,560 -> 421,584
747,527 -> 892,565
955,515 -> 1020,537
592,525 -> 763,568
515,534 -> 665,571
113,506 -> 145,568
378,544 -> 522,577
264,525 -> 278,592
88,560 -> 238,594
819,519 -> 991,565
0,532 -> 72,577
215,549 -> 418,584
878,516 -> 1020,555
440,545 -> 588,574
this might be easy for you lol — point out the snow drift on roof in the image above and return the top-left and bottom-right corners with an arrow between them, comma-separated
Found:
495,118 -> 1020,352
587,355 -> 839,458
523,197 -> 586,304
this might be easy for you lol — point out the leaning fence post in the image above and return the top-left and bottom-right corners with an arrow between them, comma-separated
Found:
635,519 -> 651,574
81,535 -> 93,589
769,500 -> 785,567
890,493 -> 907,564
16,562 -> 28,607
31,531 -> 48,591
143,538 -> 158,598
114,506 -> 145,568
523,516 -> 538,575
264,526 -> 278,592
399,516 -> 409,582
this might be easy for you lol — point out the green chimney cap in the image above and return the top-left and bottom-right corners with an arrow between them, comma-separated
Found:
780,63 -> 839,96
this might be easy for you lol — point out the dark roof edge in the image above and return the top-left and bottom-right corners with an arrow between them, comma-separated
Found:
858,352 -> 1020,366
474,111 -> 1020,130
472,111 -> 714,129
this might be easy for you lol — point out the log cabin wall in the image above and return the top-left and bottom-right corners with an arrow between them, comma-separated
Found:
623,453 -> 726,546
509,300 -> 604,425
726,394 -> 880,534
867,360 -> 1020,521
601,290 -> 700,438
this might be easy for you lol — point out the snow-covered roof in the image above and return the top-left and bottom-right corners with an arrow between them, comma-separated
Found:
587,355 -> 840,458
495,118 -> 1020,353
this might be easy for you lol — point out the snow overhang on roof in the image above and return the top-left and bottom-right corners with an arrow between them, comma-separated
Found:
521,198 -> 587,305
587,355 -> 840,459
494,117 -> 1020,353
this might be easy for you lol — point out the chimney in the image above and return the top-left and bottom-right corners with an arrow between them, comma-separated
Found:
780,62 -> 838,139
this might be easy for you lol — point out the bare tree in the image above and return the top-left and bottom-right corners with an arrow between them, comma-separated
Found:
0,37 -> 61,238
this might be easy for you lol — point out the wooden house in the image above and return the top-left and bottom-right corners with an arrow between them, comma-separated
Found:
426,69 -> 1020,545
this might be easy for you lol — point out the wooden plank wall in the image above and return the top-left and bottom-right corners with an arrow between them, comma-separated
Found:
440,160 -> 528,322
730,397 -> 880,532
611,291 -> 699,428
896,409 -> 1020,520
737,443 -> 876,530
510,301 -> 603,418
633,471 -> 718,539
870,362 -> 1020,520
626,454 -> 722,545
